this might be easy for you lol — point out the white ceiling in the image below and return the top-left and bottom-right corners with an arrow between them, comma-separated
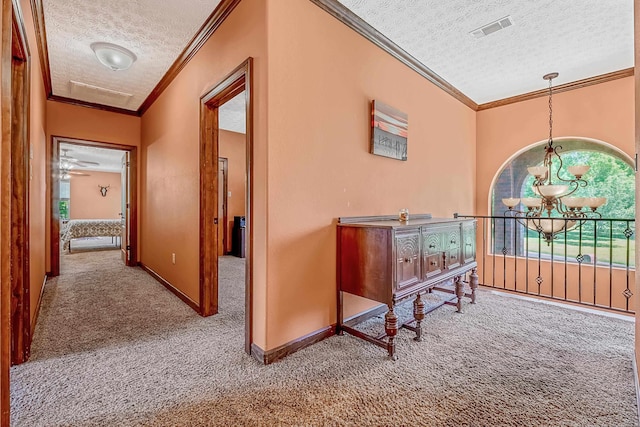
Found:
40,1 -> 634,111
219,91 -> 246,134
60,143 -> 125,174
338,0 -> 634,104
43,0 -> 222,110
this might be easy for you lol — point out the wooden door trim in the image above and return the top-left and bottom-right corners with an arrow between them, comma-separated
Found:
49,137 -> 138,276
2,0 -> 30,418
218,157 -> 228,254
1,0 -> 11,421
200,58 -> 253,354
10,12 -> 29,365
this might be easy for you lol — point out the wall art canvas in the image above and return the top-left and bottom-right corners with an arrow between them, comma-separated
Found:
370,100 -> 408,161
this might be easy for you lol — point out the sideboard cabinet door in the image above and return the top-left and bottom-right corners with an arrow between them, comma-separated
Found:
462,221 -> 476,264
422,230 -> 443,279
444,227 -> 462,270
395,229 -> 421,291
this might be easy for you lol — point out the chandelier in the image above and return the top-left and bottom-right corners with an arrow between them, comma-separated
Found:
501,72 -> 606,244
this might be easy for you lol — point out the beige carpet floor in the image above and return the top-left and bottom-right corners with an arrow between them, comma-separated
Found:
10,250 -> 638,426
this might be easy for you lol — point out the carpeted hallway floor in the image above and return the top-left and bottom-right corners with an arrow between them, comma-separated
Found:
10,249 -> 638,426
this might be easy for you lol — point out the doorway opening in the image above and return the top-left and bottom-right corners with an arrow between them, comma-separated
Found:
200,58 -> 253,354
50,137 -> 138,276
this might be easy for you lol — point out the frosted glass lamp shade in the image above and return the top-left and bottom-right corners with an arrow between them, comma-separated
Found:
567,165 -> 590,178
560,197 -> 586,209
502,198 -> 520,208
527,166 -> 548,177
521,197 -> 542,208
90,42 -> 137,71
526,218 -> 576,234
537,185 -> 569,198
584,197 -> 607,209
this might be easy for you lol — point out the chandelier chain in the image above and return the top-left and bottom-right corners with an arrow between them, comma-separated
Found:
548,77 -> 553,146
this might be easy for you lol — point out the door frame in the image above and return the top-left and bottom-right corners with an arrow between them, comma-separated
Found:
49,137 -> 138,276
9,0 -> 29,366
1,0 -> 30,419
218,157 -> 228,254
200,58 -> 253,354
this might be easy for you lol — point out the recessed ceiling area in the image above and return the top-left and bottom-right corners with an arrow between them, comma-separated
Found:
337,0 -> 634,104
43,0 -> 222,110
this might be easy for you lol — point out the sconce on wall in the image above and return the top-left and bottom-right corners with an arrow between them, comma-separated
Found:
98,185 -> 110,197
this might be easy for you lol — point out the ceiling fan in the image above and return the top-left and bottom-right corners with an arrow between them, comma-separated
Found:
59,167 -> 90,180
60,148 -> 100,168
59,148 -> 97,179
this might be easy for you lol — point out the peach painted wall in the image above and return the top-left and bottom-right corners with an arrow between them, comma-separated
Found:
219,130 -> 246,253
69,171 -> 122,219
265,1 -> 476,349
140,0 -> 268,346
45,101 -> 141,268
20,0 -> 48,325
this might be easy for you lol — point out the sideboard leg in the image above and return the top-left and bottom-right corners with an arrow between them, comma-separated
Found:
385,306 -> 398,360
470,267 -> 479,304
413,293 -> 425,342
455,276 -> 464,313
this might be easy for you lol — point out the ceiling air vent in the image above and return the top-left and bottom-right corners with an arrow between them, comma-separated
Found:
470,16 -> 514,38
69,80 -> 134,108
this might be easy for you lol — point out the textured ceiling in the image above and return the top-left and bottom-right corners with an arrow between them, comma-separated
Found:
219,91 -> 246,134
60,143 -> 125,173
338,0 -> 634,104
42,0 -> 634,111
44,0 -> 222,110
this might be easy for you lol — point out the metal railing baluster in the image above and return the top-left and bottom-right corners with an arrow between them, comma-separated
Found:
453,214 -> 635,315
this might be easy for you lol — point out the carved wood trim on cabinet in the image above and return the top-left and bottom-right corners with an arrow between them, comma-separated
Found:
337,216 -> 478,358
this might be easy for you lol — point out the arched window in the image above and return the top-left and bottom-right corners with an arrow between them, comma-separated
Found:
491,138 -> 635,266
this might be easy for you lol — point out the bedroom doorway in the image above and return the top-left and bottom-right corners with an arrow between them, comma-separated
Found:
50,137 -> 138,276
200,58 -> 253,354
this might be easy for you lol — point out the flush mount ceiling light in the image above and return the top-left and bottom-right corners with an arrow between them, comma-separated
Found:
90,42 -> 137,71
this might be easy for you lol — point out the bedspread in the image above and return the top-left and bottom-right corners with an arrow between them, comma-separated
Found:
61,219 -> 122,250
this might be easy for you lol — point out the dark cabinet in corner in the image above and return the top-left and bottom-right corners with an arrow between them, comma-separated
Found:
337,214 -> 478,359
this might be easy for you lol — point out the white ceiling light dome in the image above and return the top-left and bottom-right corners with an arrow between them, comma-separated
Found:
90,42 -> 137,71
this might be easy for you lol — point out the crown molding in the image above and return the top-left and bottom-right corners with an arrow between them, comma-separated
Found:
29,0 -> 240,116
309,0 -> 479,111
48,95 -> 140,117
29,0 -> 51,95
137,0 -> 241,115
477,68 -> 634,111
29,0 -> 633,117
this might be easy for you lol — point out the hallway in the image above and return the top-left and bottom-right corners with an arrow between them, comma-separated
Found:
8,250 -> 638,426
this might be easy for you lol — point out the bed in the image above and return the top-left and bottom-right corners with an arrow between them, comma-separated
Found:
61,219 -> 122,252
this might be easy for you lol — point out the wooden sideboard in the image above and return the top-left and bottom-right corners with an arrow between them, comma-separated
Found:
337,214 -> 478,359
